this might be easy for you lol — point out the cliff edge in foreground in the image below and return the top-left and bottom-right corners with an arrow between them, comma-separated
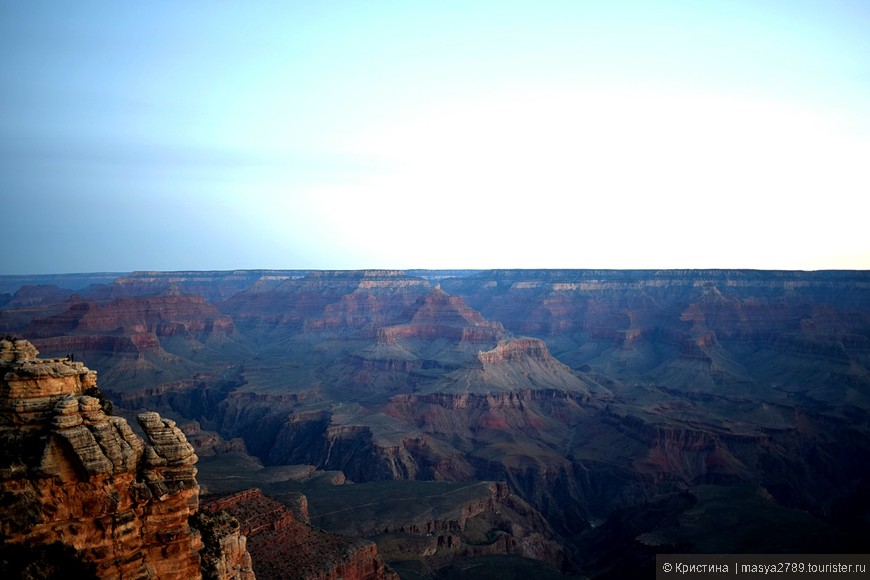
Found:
0,337 -> 254,579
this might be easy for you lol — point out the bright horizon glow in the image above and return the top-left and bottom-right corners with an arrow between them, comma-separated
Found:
2,1 -> 869,274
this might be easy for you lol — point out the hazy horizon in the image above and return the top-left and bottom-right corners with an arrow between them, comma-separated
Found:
2,1 -> 869,274
3,267 -> 870,280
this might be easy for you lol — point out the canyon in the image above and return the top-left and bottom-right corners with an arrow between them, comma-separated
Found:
2,268 -> 869,577
0,338 -> 394,579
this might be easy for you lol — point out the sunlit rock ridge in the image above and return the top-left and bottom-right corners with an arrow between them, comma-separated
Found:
0,338 -> 253,579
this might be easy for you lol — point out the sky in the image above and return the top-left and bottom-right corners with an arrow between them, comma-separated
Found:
2,0 -> 869,274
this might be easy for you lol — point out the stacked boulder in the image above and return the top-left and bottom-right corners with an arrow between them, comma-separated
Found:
0,338 -> 252,579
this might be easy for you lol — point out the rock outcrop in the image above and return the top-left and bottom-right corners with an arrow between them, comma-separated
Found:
28,291 -> 234,355
202,488 -> 397,580
192,508 -> 255,580
220,270 -> 430,334
0,338 -> 252,579
90,270 -> 308,303
304,480 -> 568,575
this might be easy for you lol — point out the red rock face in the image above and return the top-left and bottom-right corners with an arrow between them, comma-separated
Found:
33,333 -> 161,354
13,292 -> 236,367
347,287 -> 511,382
476,337 -> 549,364
202,489 -> 396,580
0,339 -> 247,579
30,294 -> 234,339
377,287 -> 506,345
0,286 -> 76,335
221,270 -> 430,334
2,284 -> 73,309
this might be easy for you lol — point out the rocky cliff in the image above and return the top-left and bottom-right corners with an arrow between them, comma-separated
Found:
28,290 -> 235,353
89,271 -> 309,303
220,270 -> 430,335
192,508 -> 255,580
202,488 -> 397,580
305,480 -> 567,573
0,338 -> 253,579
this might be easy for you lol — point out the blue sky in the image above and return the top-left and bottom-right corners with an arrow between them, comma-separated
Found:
2,1 -> 869,274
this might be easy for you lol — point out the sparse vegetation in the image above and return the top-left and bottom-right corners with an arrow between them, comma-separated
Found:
83,386 -> 113,416
190,509 -> 241,580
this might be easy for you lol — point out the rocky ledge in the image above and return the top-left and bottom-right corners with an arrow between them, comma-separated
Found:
202,488 -> 397,580
0,338 -> 253,579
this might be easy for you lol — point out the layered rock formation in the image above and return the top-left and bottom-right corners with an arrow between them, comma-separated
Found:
192,508 -> 255,580
0,285 -> 76,335
28,290 -> 234,354
220,270 -> 430,335
191,286 -> 604,538
0,338 -> 252,579
202,488 -> 396,580
304,480 -> 567,574
3,288 -> 243,410
0,273 -> 125,296
439,270 -> 870,395
89,270 -> 309,303
343,286 -> 590,396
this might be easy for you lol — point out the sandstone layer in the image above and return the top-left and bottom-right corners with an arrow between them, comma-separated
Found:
0,338 -> 252,579
202,488 -> 397,580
